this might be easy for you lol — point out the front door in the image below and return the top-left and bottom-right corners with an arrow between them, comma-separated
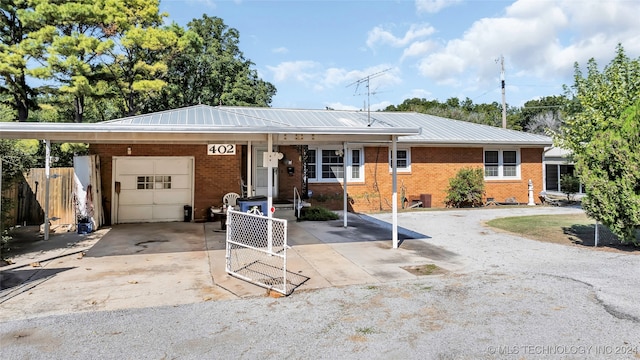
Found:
253,147 -> 278,197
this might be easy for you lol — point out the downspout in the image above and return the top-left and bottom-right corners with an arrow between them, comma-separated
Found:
392,136 -> 398,249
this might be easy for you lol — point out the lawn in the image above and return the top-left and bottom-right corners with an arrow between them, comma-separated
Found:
486,213 -> 638,252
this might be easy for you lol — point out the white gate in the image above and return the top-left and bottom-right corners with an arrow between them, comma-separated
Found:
225,209 -> 290,295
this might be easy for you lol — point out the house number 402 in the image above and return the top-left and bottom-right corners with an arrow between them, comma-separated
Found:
207,144 -> 236,155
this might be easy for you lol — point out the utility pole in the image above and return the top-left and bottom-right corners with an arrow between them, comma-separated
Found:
500,55 -> 507,129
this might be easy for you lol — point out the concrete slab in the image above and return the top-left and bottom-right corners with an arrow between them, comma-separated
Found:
1,209 -> 461,321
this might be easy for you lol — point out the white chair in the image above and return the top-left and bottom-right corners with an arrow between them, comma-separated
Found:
223,192 -> 240,207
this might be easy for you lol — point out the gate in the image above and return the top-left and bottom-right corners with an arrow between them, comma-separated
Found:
225,209 -> 290,295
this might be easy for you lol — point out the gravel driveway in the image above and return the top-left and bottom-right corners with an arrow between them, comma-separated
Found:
1,207 -> 639,359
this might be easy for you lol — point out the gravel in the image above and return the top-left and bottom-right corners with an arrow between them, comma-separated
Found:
2,207 -> 639,359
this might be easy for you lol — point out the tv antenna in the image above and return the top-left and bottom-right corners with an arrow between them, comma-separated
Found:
347,68 -> 391,126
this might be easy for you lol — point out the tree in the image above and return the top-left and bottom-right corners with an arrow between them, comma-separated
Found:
558,44 -> 640,245
1,138 -> 37,252
144,15 -> 276,111
20,0 -> 114,123
518,95 -> 568,134
559,44 -> 640,157
0,0 -> 37,121
100,0 -> 179,117
444,167 -> 485,208
576,101 -> 640,244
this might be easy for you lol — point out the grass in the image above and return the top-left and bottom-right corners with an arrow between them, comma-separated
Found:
486,213 -> 638,251
401,263 -> 447,276
355,327 -> 376,335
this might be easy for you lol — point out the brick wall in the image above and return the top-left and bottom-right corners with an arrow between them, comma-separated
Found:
91,144 -> 242,223
93,144 -> 545,222
278,145 -> 545,213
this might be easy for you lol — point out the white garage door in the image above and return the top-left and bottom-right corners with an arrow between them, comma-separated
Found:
113,157 -> 193,223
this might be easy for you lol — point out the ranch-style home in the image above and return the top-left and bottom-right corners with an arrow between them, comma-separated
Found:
0,105 -> 551,226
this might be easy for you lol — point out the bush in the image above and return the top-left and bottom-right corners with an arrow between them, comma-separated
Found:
299,206 -> 339,221
560,173 -> 581,201
444,168 -> 485,208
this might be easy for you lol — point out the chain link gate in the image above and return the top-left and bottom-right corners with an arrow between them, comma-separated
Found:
225,209 -> 290,295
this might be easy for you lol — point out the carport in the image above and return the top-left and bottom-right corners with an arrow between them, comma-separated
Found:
0,105 -> 421,248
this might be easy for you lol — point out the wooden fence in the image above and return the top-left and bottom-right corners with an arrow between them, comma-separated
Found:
2,168 -> 76,226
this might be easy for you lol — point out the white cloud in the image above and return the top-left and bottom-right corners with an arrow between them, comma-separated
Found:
401,40 -> 436,61
367,24 -> 435,48
415,0 -> 461,14
267,61 -> 320,83
416,0 -> 640,90
272,47 -> 289,54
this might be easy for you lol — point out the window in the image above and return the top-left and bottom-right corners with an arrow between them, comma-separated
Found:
484,149 -> 520,179
137,176 -> 171,189
321,150 -> 344,179
388,148 -> 411,172
306,147 -> 364,182
350,149 -> 361,179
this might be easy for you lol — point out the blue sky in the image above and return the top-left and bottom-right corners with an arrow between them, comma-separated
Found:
160,0 -> 640,110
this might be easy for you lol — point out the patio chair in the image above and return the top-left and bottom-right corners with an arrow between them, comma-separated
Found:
223,192 -> 240,207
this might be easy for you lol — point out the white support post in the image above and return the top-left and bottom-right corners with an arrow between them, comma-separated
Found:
392,136 -> 398,249
343,142 -> 348,228
267,134 -> 273,253
44,140 -> 51,241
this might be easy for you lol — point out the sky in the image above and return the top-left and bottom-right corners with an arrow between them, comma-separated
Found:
159,0 -> 640,111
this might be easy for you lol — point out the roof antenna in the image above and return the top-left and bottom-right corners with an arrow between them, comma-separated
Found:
347,68 -> 391,126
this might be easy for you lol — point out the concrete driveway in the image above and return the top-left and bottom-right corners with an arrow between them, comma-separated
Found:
1,206 -> 637,323
0,209 -> 449,321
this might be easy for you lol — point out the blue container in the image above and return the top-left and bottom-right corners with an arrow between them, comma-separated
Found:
77,222 -> 93,234
237,196 -> 268,214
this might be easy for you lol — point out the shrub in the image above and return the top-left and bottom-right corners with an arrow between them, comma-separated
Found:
560,173 -> 580,201
299,206 -> 339,221
444,168 -> 485,208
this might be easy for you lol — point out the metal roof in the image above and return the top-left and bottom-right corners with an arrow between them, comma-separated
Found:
0,105 -> 551,146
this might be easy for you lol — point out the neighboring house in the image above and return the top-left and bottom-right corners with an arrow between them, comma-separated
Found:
543,146 -> 585,194
0,105 -> 552,224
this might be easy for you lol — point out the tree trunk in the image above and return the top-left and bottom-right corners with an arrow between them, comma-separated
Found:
74,95 -> 84,123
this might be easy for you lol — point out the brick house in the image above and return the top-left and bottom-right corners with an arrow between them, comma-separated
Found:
0,105 -> 551,225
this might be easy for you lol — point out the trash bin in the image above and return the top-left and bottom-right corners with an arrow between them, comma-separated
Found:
237,196 -> 268,214
183,205 -> 192,222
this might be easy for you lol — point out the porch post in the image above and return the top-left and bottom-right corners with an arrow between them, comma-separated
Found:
44,139 -> 51,241
392,136 -> 398,249
343,142 -> 348,228
267,134 -> 273,219
247,140 -> 252,197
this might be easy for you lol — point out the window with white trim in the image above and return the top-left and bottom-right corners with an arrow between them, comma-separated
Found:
306,147 -> 364,182
137,176 -> 172,189
388,148 -> 411,172
484,149 -> 520,179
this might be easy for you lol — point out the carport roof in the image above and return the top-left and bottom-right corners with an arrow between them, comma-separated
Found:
0,105 -> 551,146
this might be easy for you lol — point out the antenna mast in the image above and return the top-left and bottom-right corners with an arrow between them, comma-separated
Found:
347,68 -> 391,126
500,55 -> 506,129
